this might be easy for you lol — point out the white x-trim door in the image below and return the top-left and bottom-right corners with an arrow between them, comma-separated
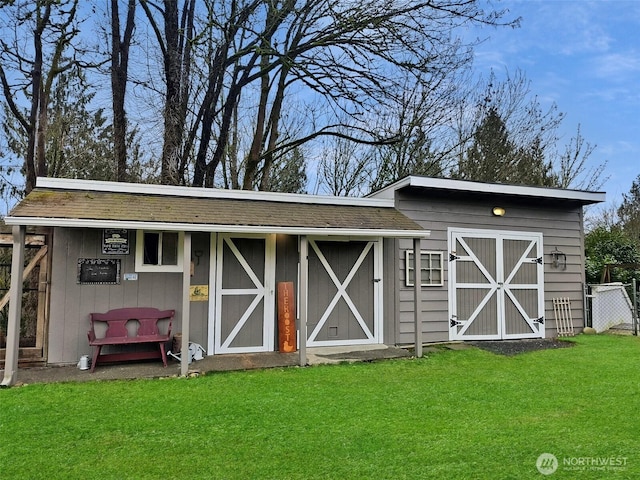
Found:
448,228 -> 545,340
213,234 -> 275,353
306,238 -> 383,347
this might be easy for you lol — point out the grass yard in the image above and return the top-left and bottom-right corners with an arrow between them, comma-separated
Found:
1,334 -> 639,479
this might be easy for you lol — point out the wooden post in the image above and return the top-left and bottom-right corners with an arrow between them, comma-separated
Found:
2,225 -> 26,387
180,232 -> 192,377
413,237 -> 423,358
298,236 -> 308,367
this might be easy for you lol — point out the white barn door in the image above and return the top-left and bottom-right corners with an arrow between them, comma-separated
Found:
213,234 -> 275,353
448,228 -> 545,341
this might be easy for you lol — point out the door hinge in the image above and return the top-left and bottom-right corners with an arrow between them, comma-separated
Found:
450,318 -> 462,327
449,253 -> 459,262
535,316 -> 544,324
531,257 -> 543,264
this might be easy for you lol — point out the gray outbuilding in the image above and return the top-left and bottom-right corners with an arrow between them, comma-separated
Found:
1,175 -> 604,385
370,176 -> 605,344
1,177 -> 427,385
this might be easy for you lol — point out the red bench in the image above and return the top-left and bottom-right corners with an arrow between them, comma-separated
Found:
87,307 -> 174,372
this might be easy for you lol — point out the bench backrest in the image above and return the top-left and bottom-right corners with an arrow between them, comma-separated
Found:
90,308 -> 175,338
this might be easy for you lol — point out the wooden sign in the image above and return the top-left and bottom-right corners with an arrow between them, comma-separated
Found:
102,229 -> 129,255
277,282 -> 296,353
189,285 -> 209,301
77,258 -> 121,285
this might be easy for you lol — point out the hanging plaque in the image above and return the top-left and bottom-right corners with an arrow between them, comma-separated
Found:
77,258 -> 121,285
102,229 -> 130,255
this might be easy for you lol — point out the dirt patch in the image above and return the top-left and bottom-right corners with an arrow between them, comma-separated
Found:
468,338 -> 575,356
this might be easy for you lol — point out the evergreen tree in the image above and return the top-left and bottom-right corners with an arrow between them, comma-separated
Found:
263,147 -> 307,194
455,107 -> 516,183
618,174 -> 640,242
455,107 -> 557,186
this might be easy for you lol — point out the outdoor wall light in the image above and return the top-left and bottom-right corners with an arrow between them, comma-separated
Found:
492,206 -> 506,217
551,247 -> 567,270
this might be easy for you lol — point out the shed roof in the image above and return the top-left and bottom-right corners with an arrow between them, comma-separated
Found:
369,176 -> 606,205
4,178 -> 428,238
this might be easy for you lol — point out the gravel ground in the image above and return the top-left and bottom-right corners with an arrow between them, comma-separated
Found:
469,338 -> 575,356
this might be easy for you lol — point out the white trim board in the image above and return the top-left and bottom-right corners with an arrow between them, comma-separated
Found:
34,177 -> 392,207
4,216 -> 428,238
369,176 -> 605,204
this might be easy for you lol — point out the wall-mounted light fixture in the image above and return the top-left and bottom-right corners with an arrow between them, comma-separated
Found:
550,247 -> 566,270
492,206 -> 506,217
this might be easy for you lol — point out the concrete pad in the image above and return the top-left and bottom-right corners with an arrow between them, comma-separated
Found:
306,344 -> 411,365
1,345 -> 411,386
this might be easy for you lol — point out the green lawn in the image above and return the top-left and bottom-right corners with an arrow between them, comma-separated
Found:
1,334 -> 639,479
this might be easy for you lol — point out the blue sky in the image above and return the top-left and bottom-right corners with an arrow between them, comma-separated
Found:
471,0 -> 640,207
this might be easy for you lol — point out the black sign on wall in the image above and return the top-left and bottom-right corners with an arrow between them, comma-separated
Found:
102,229 -> 129,255
77,258 -> 121,285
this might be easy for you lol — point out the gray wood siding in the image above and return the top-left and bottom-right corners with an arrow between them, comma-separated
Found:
394,192 -> 587,344
275,234 -> 300,346
48,228 -> 188,364
189,233 -> 210,347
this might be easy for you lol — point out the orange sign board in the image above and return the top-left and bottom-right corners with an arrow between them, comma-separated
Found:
277,282 -> 296,353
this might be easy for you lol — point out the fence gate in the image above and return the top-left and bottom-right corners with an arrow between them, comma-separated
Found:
588,283 -> 635,333
0,231 -> 50,366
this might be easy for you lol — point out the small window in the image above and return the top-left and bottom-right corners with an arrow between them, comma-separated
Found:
405,250 -> 443,287
135,230 -> 184,272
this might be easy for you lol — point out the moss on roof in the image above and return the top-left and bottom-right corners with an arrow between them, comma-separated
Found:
9,189 -> 424,233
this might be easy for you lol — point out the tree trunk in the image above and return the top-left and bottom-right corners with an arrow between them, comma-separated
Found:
110,0 -> 136,182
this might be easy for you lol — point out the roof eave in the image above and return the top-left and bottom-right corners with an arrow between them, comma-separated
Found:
34,177 -> 395,207
369,175 -> 606,205
3,216 -> 430,238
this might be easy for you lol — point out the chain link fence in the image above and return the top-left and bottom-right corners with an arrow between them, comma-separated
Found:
584,280 -> 639,334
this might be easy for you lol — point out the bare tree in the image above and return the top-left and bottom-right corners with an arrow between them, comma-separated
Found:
140,0 -> 196,185
317,135 -> 371,197
0,0 -> 83,193
183,0 -> 515,189
451,69 -> 606,190
110,0 -> 136,182
556,124 -> 606,191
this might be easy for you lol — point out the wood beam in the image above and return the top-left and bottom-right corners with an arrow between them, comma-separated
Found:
298,236 -> 308,367
180,233 -> 192,377
413,237 -> 423,358
2,226 -> 26,387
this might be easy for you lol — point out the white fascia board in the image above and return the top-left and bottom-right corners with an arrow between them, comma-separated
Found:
405,176 -> 606,203
4,216 -> 429,238
368,175 -> 606,204
35,177 -> 394,208
366,177 -> 411,199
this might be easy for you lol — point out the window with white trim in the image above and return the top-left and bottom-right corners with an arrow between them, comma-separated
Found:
135,230 -> 184,272
405,250 -> 443,286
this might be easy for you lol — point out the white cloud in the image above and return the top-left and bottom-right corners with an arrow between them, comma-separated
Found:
592,51 -> 640,78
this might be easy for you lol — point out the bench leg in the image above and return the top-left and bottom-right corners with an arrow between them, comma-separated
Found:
90,345 -> 102,373
159,342 -> 168,367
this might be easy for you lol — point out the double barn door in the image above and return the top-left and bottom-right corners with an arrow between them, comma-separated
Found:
210,235 -> 382,354
448,229 -> 545,341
